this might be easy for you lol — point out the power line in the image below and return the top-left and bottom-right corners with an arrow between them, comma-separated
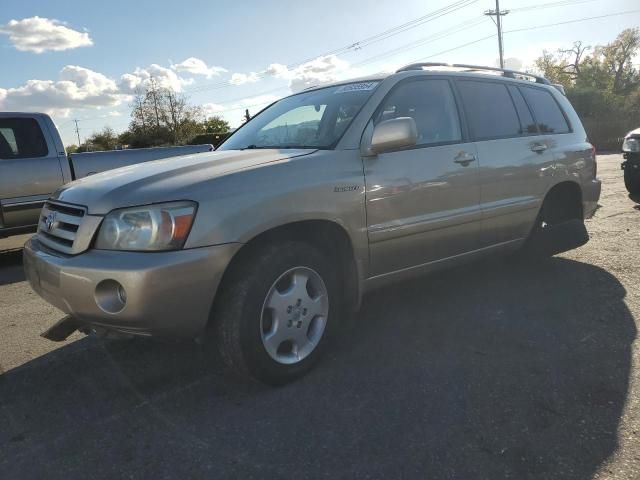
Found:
186,0 -> 479,94
196,17 -> 490,113
509,0 -> 596,13
393,9 -> 640,70
504,9 -> 640,34
484,0 -> 509,68
349,17 -> 490,69
398,33 -> 498,66
186,0 -> 592,97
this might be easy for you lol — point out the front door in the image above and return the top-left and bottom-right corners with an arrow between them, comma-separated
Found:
0,117 -> 64,228
363,78 -> 481,276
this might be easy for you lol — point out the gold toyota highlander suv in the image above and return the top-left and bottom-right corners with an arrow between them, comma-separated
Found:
24,63 -> 601,384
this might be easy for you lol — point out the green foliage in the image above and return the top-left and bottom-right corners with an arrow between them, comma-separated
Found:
188,132 -> 229,147
535,28 -> 640,150
76,127 -> 120,152
202,116 -> 230,133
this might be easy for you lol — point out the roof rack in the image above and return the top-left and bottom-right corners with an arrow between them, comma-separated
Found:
396,62 -> 550,85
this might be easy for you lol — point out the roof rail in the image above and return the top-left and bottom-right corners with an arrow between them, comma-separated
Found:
396,62 -> 551,85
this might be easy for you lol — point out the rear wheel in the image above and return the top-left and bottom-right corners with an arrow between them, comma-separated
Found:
624,167 -> 640,195
210,241 -> 341,385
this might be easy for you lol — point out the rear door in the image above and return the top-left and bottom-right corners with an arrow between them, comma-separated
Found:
363,77 -> 481,275
455,79 -> 555,246
0,117 -> 65,228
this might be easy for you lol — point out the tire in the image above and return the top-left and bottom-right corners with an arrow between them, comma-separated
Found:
210,241 -> 342,385
624,167 -> 640,195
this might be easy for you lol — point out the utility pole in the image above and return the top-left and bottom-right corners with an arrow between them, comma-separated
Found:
244,109 -> 251,123
74,119 -> 82,146
484,0 -> 509,68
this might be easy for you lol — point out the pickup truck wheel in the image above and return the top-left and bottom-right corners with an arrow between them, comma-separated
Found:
211,241 -> 340,385
624,168 -> 640,195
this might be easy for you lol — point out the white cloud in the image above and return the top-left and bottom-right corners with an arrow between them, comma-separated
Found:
237,94 -> 280,107
266,55 -> 350,92
171,57 -> 227,79
119,64 -> 193,93
266,63 -> 290,78
202,103 -> 226,116
230,72 -> 260,85
0,66 -> 124,116
0,16 -> 92,53
202,94 -> 281,118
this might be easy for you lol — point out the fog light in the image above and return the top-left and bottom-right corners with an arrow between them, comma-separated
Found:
95,279 -> 127,314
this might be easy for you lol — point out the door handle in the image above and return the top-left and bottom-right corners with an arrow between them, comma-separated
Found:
531,143 -> 548,153
453,151 -> 476,166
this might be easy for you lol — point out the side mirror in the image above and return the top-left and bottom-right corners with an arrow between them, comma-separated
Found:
369,117 -> 418,154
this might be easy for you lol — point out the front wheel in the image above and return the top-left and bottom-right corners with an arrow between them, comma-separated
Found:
210,241 -> 341,385
624,167 -> 640,195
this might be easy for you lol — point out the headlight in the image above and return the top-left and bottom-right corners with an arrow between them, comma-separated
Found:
95,201 -> 197,251
623,137 -> 640,153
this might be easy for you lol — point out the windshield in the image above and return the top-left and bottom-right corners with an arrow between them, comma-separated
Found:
218,81 -> 380,150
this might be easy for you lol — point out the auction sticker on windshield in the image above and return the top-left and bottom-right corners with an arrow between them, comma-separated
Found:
334,82 -> 379,94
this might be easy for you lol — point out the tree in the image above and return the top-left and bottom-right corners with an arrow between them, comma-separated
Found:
600,28 -> 640,94
124,79 -> 203,147
533,41 -> 590,87
202,116 -> 230,133
75,126 -> 119,152
533,28 -> 640,150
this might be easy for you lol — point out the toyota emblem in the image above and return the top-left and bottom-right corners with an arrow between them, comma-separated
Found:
44,212 -> 57,232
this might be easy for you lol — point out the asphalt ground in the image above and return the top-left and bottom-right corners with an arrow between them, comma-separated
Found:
0,154 -> 638,479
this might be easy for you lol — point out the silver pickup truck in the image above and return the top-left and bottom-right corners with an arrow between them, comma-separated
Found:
24,64 -> 601,384
0,112 -> 212,239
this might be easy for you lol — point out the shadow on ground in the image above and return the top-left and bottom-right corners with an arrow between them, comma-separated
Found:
0,250 -> 24,286
0,257 -> 635,479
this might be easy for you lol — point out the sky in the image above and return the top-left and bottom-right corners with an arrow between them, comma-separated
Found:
1,0 -> 638,146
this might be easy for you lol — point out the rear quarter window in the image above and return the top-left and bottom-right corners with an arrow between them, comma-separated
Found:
0,118 -> 49,159
519,86 -> 570,134
457,80 -> 521,140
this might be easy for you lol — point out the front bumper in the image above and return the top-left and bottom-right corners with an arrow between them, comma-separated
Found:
23,237 -> 241,339
582,178 -> 601,219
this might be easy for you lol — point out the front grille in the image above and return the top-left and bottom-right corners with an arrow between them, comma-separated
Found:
37,201 -> 87,254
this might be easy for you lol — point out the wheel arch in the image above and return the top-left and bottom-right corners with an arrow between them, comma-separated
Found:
540,180 -> 584,222
212,219 -> 363,324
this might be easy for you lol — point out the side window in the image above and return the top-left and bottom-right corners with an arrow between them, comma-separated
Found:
375,79 -> 462,147
0,118 -> 48,159
507,85 -> 538,135
519,87 -> 570,134
457,81 -> 521,140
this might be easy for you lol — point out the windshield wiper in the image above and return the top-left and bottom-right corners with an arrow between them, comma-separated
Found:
241,144 -> 322,150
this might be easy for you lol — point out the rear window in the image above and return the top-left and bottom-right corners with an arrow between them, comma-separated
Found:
457,81 -> 521,140
519,87 -> 570,134
0,118 -> 48,159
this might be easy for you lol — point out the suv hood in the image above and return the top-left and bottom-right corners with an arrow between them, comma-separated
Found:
53,148 -> 315,214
